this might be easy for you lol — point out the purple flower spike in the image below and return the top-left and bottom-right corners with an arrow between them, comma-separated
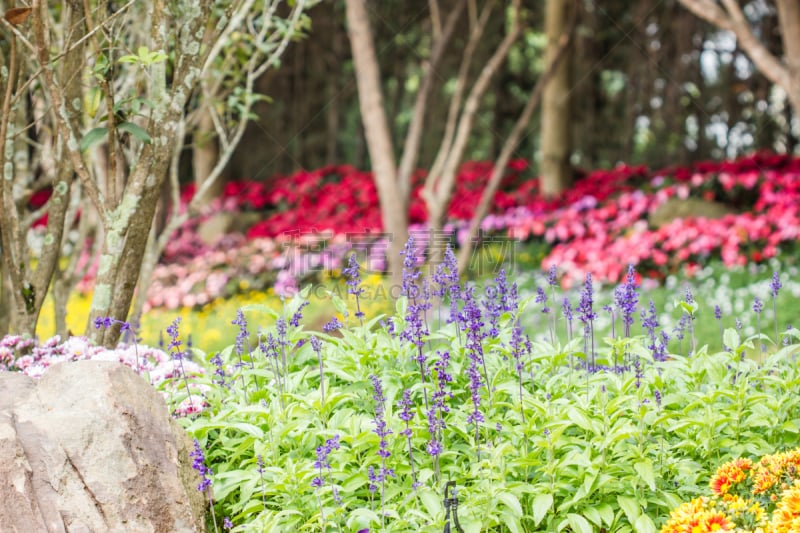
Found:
323,317 -> 343,333
771,271 -> 782,297
190,439 -> 213,493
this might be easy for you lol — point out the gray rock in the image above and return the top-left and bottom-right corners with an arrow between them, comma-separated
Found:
0,361 -> 205,532
649,197 -> 737,228
198,212 -> 262,245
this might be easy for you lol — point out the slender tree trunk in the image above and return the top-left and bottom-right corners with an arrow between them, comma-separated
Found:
0,263 -> 10,336
457,6 -> 577,273
192,108 -> 222,206
680,0 -> 799,115
776,0 -> 800,114
540,0 -> 574,198
345,0 -> 408,287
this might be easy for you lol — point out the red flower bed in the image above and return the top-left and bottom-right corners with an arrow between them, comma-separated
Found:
171,152 -> 800,287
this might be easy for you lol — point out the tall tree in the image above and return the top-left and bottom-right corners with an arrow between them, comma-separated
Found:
540,0 -> 575,197
678,0 -> 800,117
345,0 -> 467,282
0,1 -> 311,345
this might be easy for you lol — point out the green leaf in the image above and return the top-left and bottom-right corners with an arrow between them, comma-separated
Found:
634,514 -> 657,533
496,491 -> 522,518
118,121 -> 152,144
634,460 -> 656,490
418,488 -> 441,518
566,513 -> 593,533
723,328 -> 740,350
80,127 -> 108,151
532,493 -> 553,526
597,503 -> 615,526
617,495 -> 641,524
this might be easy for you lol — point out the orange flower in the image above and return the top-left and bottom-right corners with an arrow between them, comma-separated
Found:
702,511 -> 734,531
710,458 -> 752,496
771,481 -> 800,533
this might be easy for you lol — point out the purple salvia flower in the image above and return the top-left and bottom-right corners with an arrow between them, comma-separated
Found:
322,317 -> 343,333
656,330 -> 670,362
396,389 -> 418,488
428,349 -> 452,482
510,321 -> 526,422
433,245 -> 459,297
614,264 -> 639,338
231,310 -> 257,397
754,297 -> 765,359
370,375 -> 393,527
397,390 -> 414,434
367,465 -> 377,495
562,297 -> 574,340
276,317 -> 288,346
190,439 -> 213,492
344,254 -> 365,323
94,316 -> 115,329
166,318 -> 196,412
771,271 -> 782,343
685,286 -> 694,305
209,352 -> 226,386
673,314 -> 687,342
577,273 -> 597,324
310,336 -> 324,405
494,269 -> 514,313
311,434 -> 342,519
535,287 -> 549,314
771,271 -> 782,297
633,357 -> 643,389
427,440 -> 443,457
95,316 -> 140,372
715,305 -> 722,320
462,288 -> 486,458
312,434 -> 340,488
256,454 -> 266,507
383,318 -> 396,338
482,286 -> 502,339
232,309 -> 249,357
577,273 -> 597,367
223,517 -> 233,529
400,238 -> 432,413
290,301 -> 309,328
640,299 -> 660,360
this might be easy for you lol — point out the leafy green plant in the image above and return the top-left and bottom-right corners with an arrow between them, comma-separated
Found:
162,257 -> 800,532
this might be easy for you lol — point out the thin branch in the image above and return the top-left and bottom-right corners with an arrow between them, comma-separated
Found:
427,2 -> 493,189
429,0 -> 442,41
427,0 -> 523,214
30,0 -> 108,221
397,0 -> 467,202
0,19 -> 27,300
679,0 -> 790,90
457,3 -> 578,272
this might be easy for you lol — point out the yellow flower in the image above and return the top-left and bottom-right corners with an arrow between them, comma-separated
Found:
771,481 -> 800,533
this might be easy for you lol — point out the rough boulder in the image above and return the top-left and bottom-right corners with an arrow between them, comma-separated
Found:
0,360 -> 205,532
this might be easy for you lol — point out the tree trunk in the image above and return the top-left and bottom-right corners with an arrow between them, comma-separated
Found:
679,0 -> 799,116
345,0 -> 408,287
776,0 -> 800,115
540,0 -> 574,198
0,262 -> 10,336
192,108 -> 222,206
